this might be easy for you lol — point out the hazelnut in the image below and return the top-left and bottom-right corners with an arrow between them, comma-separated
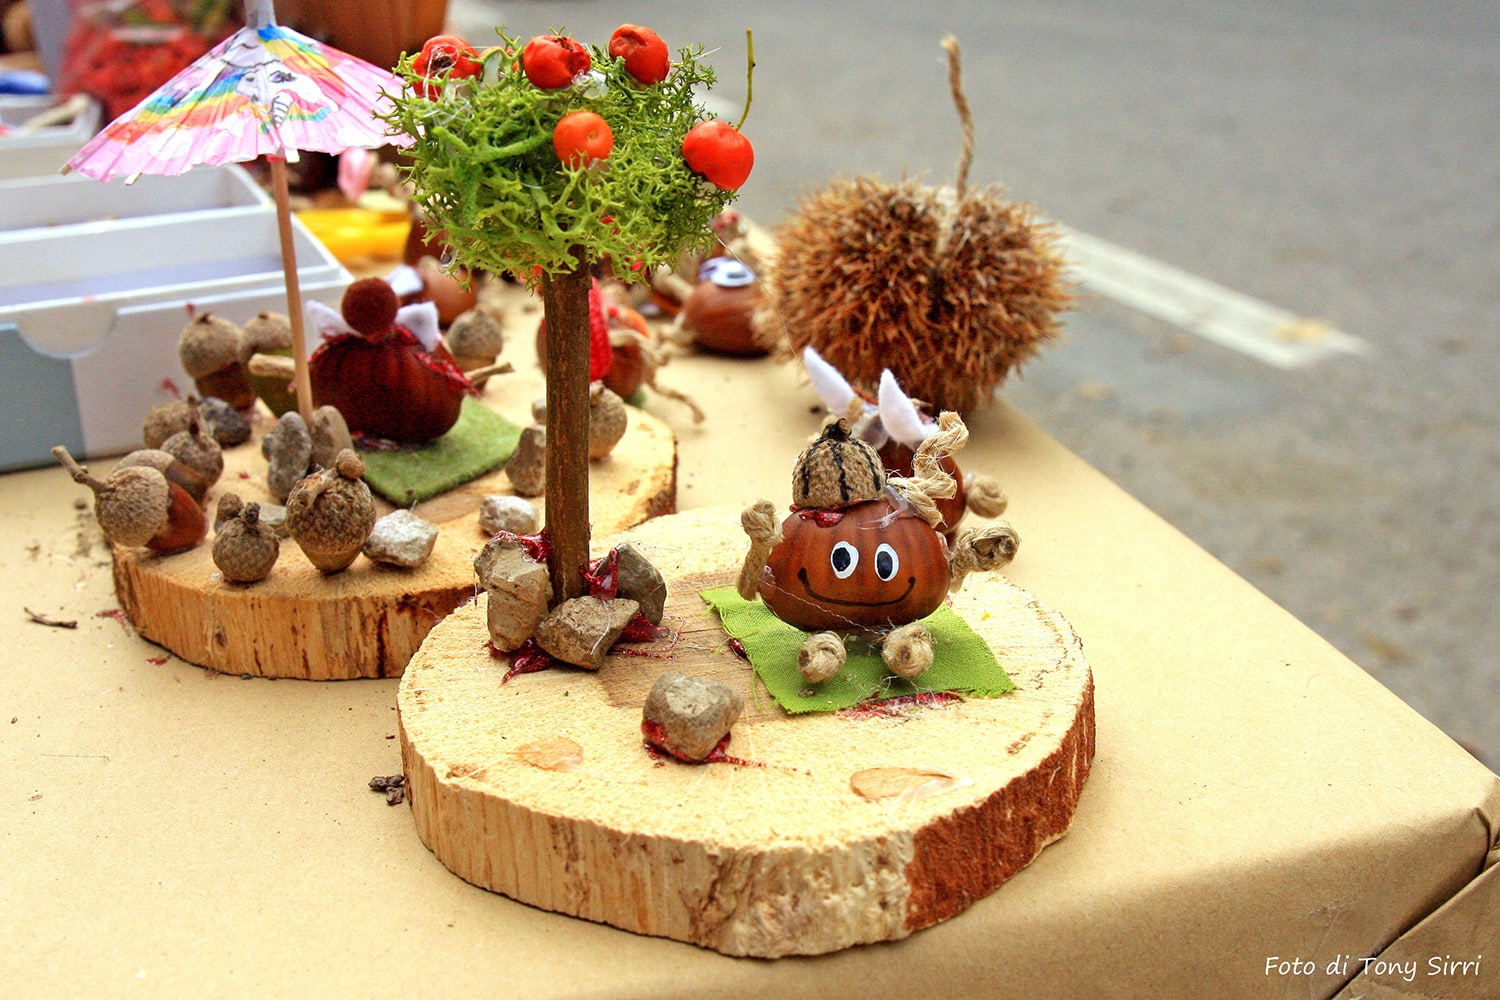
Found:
52,446 -> 205,552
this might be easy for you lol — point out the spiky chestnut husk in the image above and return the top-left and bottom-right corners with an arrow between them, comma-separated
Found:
764,176 -> 1073,413
179,312 -> 254,410
285,449 -> 376,574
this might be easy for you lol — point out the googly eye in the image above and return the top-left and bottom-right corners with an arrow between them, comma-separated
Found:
873,543 -> 900,582
830,541 -> 859,579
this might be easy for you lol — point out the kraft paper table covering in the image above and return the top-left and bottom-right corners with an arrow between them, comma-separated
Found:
3,344 -> 1496,1000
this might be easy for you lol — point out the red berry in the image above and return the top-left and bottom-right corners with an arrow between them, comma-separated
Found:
608,24 -> 670,85
521,34 -> 591,89
411,34 -> 483,99
552,110 -> 614,167
682,121 -> 755,191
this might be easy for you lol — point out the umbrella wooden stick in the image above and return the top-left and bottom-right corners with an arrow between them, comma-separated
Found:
268,155 -> 314,422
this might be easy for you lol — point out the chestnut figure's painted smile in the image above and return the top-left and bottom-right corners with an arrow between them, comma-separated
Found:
796,567 -> 916,608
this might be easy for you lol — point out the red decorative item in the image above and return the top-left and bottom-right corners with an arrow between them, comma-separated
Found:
553,110 -> 614,167
761,497 -> 950,633
309,280 -> 473,443
411,34 -> 482,99
608,24 -> 670,85
682,120 -> 754,191
57,0 -> 239,121
521,34 -> 591,89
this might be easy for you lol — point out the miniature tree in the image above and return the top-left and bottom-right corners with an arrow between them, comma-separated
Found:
385,26 -> 753,600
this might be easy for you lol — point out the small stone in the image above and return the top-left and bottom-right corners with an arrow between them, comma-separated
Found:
197,397 -> 252,447
504,424 -> 547,497
252,502 -> 289,537
588,382 -> 627,459
264,411 -> 312,503
362,509 -> 439,568
642,672 -> 744,762
534,596 -> 640,669
309,405 -> 354,471
612,543 -> 666,624
530,398 -> 547,424
475,538 -> 552,651
478,495 -> 540,537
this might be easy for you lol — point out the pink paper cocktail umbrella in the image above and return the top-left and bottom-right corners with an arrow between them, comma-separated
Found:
62,0 -> 409,420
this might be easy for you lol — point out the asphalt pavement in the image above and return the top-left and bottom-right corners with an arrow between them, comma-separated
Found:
450,1 -> 1499,765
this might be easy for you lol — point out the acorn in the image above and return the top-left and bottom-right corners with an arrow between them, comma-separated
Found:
416,256 -> 478,326
240,310 -> 298,416
212,497 -> 280,583
588,382 -> 627,460
142,397 -> 198,450
285,449 -> 376,573
52,446 -> 205,552
791,419 -> 887,509
444,307 -> 505,374
114,448 -> 210,504
160,417 -> 224,492
179,312 -> 254,410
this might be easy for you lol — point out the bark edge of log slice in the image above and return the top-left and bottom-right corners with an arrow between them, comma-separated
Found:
397,507 -> 1095,957
110,380 -> 677,680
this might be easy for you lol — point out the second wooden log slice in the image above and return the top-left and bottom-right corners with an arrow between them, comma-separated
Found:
399,507 -> 1095,957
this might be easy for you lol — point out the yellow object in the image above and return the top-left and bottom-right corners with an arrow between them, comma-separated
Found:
296,207 -> 411,264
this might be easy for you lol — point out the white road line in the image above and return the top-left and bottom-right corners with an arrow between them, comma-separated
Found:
1057,226 -> 1370,369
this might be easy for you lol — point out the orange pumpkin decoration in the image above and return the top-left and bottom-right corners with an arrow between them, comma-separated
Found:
761,498 -> 949,632
757,420 -> 950,632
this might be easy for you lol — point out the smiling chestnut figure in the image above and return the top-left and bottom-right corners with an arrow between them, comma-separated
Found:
739,416 -> 1020,684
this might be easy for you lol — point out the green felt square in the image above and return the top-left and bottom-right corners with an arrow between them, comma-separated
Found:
700,586 -> 1015,714
358,397 -> 522,505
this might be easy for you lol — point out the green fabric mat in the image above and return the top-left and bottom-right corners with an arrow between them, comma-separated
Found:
701,586 -> 1015,714
358,397 -> 522,505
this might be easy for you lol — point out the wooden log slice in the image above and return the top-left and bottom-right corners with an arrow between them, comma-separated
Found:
111,370 -> 677,680
399,507 -> 1094,957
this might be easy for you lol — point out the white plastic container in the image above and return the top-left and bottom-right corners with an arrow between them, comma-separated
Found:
0,163 -> 350,471
0,94 -> 100,180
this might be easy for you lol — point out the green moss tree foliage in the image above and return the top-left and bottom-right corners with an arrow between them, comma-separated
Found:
383,27 -> 749,604
383,29 -> 741,280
